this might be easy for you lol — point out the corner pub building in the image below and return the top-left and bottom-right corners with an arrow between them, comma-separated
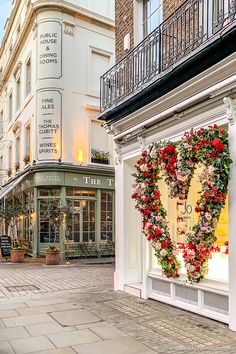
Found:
0,0 -> 115,258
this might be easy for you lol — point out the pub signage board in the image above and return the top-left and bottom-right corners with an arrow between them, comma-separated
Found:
0,235 -> 11,258
36,89 -> 62,161
37,20 -> 62,80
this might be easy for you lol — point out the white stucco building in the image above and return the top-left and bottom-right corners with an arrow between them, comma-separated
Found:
0,0 -> 115,258
99,0 -> 236,330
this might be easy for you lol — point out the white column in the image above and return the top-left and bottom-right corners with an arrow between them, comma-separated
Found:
225,97 -> 236,331
114,148 -> 125,291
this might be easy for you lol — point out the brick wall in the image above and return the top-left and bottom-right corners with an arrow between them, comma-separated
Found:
115,0 -> 134,62
115,0 -> 187,62
163,0 -> 186,20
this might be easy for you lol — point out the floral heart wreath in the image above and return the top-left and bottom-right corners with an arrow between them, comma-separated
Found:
132,125 -> 232,283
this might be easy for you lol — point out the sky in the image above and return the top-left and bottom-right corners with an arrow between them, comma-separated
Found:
0,0 -> 12,42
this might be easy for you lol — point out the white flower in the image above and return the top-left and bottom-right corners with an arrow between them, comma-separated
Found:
186,263 -> 195,272
160,249 -> 168,257
150,148 -> 157,158
155,242 -> 161,250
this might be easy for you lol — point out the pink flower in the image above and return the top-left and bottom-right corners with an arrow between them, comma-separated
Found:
205,212 -> 212,221
160,249 -> 168,257
187,249 -> 196,259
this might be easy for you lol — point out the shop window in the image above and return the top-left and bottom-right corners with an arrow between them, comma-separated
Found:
101,191 -> 113,241
66,188 -> 95,197
155,166 -> 228,282
39,188 -> 60,197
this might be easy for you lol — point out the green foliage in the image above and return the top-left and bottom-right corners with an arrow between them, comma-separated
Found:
46,245 -> 60,253
91,148 -> 110,161
12,240 -> 27,251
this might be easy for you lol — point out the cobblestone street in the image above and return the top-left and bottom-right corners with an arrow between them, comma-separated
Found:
0,263 -> 236,354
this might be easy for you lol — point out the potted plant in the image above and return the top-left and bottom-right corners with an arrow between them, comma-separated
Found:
46,245 -> 60,265
91,148 -> 110,164
23,154 -> 30,166
15,161 -> 20,173
6,168 -> 12,178
11,240 -> 27,263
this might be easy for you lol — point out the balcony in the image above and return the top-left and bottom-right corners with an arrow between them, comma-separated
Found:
100,0 -> 236,120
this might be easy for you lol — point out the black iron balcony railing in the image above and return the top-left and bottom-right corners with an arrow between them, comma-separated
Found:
100,0 -> 236,113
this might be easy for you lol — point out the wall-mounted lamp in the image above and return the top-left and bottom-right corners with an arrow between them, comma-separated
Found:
77,149 -> 83,165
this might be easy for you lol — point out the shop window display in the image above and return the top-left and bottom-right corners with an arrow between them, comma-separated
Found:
132,125 -> 231,283
157,168 -> 228,282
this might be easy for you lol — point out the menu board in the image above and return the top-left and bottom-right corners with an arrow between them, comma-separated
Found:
0,235 -> 11,258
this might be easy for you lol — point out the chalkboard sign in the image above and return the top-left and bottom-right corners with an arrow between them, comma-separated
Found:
0,235 -> 11,258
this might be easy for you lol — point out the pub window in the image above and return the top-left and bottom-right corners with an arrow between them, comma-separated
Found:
67,200 -> 80,242
66,199 -> 96,242
26,57 -> 31,96
8,145 -> 12,170
25,124 -> 30,157
39,199 -> 60,243
101,191 -> 113,241
66,188 -> 96,198
0,155 -> 3,182
39,188 -> 60,197
15,135 -> 20,165
0,110 -> 3,139
8,93 -> 13,122
82,200 -> 96,242
16,76 -> 21,111
25,190 -> 34,253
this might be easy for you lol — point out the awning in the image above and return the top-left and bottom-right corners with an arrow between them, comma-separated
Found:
0,172 -> 30,199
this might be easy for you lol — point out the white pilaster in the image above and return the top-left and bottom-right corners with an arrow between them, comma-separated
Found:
226,97 -> 236,331
114,158 -> 125,291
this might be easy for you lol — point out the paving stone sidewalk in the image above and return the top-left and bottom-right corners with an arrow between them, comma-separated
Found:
0,262 -> 236,354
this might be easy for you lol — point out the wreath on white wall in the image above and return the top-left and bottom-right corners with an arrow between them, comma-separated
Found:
132,125 -> 231,283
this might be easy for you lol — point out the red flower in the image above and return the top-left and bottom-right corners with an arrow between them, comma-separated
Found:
144,196 -> 150,202
210,151 -> 216,158
161,241 -> 169,248
212,137 -> 225,152
155,229 -> 161,236
147,234 -> 154,241
167,145 -> 175,154
144,171 -> 149,178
